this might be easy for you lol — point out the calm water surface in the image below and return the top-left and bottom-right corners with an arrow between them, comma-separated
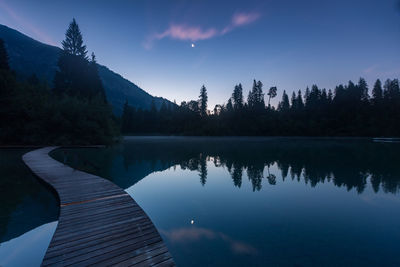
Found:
0,149 -> 58,267
52,137 -> 400,267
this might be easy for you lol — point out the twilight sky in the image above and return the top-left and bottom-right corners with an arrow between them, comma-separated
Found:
0,0 -> 399,107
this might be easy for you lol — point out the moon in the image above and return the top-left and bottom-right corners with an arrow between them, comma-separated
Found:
191,43 -> 195,48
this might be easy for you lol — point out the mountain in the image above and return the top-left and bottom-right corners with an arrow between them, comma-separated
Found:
0,24 -> 171,115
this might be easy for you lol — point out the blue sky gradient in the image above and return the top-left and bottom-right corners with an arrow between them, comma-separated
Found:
0,0 -> 399,107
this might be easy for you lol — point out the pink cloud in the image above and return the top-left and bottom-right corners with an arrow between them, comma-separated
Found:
144,24 -> 218,49
156,24 -> 218,42
223,12 -> 261,34
160,227 -> 258,255
144,12 -> 261,49
232,12 -> 261,26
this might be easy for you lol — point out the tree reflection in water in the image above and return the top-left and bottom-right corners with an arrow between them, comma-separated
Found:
53,137 -> 400,194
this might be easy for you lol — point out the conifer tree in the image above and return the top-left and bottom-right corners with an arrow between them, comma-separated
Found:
358,77 -> 369,102
256,80 -> 265,109
247,88 -> 254,109
327,89 -> 333,103
226,98 -> 233,112
278,90 -> 290,111
267,86 -> 277,108
54,19 -> 89,96
248,80 -> 264,110
54,19 -> 106,101
199,85 -> 208,116
297,90 -> 304,109
372,79 -> 383,104
291,91 -> 297,110
304,87 -> 310,105
62,18 -> 87,58
232,84 -> 244,110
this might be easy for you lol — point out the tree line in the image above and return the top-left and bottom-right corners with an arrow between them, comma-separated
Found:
122,77 -> 400,136
1,18 -> 399,144
0,19 -> 119,145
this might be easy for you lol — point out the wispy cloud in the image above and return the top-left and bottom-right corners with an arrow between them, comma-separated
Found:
160,227 -> 258,255
363,64 -> 400,77
222,12 -> 261,34
157,24 -> 218,42
144,12 -> 261,49
363,65 -> 379,75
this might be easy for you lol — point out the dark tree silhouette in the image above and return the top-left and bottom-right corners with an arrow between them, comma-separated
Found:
290,91 -> 297,110
372,79 -> 383,104
199,85 -> 208,116
61,18 -> 87,58
278,90 -> 290,111
199,154 -> 207,186
232,83 -> 244,110
88,53 -> 107,102
0,39 -> 10,71
248,80 -> 265,110
54,19 -> 89,97
121,77 -> 400,137
226,98 -> 233,112
296,90 -> 304,109
267,86 -> 277,107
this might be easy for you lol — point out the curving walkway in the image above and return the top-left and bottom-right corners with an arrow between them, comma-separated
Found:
22,147 -> 174,267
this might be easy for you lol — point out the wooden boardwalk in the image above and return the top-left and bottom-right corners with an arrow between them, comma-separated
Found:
22,147 -> 175,267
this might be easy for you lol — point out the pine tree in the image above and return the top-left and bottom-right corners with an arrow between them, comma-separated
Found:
54,19 -> 106,100
267,86 -> 277,108
62,18 -> 87,58
321,89 -> 328,105
304,87 -> 310,105
247,88 -> 254,109
278,90 -> 290,111
291,91 -> 297,110
372,79 -> 383,104
0,39 -> 10,71
232,83 -> 244,110
358,77 -> 369,102
199,85 -> 208,116
248,80 -> 264,110
247,80 -> 256,109
226,98 -> 233,112
54,19 -> 89,96
256,80 -> 265,109
307,85 -> 320,109
297,90 -> 304,109
327,89 -> 333,103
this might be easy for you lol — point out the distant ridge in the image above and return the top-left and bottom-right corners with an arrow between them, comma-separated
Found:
0,24 -> 172,115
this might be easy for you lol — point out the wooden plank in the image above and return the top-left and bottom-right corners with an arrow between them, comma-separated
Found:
45,223 -> 156,258
49,217 -> 151,247
43,228 -> 161,265
99,242 -> 169,266
22,147 -> 175,267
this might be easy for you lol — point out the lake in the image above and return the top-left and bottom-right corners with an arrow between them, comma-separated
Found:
0,149 -> 58,267
1,137 -> 400,266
